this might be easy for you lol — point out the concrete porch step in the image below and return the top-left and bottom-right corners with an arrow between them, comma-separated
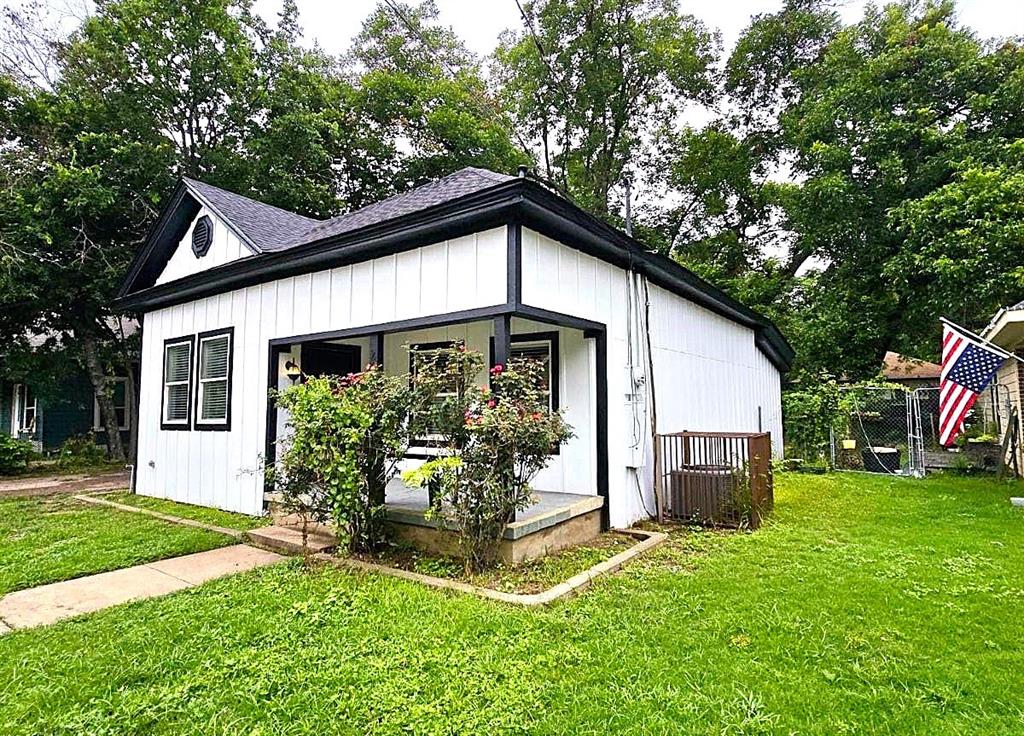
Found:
246,525 -> 337,555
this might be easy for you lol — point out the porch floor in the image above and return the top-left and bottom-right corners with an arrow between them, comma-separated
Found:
384,480 -> 603,540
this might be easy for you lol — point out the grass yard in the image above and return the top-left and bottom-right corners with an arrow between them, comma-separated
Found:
0,495 -> 238,595
103,492 -> 270,531
2,472 -> 1024,734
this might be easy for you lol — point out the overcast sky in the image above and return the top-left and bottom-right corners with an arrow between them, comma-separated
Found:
10,0 -> 1024,60
252,0 -> 1023,58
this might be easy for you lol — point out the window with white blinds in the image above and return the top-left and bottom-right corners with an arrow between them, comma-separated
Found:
162,339 -> 193,426
196,329 -> 233,427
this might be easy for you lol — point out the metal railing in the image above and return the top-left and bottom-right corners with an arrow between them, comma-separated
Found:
654,431 -> 773,529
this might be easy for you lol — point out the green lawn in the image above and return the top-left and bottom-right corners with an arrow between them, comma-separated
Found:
0,495 -> 235,595
3,472 -> 1024,734
103,492 -> 270,531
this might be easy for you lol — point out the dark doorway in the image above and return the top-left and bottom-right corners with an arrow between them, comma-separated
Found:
301,342 -> 362,378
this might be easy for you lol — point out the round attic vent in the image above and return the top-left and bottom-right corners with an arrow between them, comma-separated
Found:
191,215 -> 213,257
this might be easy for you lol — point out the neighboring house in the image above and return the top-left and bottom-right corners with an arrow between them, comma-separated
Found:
881,351 -> 941,390
114,168 -> 793,529
0,332 -> 136,454
982,300 -> 1024,470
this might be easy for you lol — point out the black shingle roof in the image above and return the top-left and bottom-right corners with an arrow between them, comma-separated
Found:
293,167 -> 514,248
183,167 -> 515,254
182,178 -> 322,253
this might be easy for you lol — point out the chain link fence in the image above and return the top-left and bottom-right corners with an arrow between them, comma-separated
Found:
830,386 -> 911,474
825,383 -> 1021,476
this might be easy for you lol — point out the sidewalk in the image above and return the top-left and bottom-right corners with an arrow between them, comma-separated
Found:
0,545 -> 284,632
0,470 -> 131,499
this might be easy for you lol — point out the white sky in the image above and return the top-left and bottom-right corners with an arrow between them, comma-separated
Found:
250,0 -> 1024,58
11,0 -> 1023,60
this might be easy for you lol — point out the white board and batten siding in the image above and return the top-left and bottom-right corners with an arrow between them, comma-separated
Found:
155,207 -> 252,286
519,227 -> 784,528
136,226 -> 509,515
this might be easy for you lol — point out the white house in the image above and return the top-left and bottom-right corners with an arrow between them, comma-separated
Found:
115,167 -> 792,531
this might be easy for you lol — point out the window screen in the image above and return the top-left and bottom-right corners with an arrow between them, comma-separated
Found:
163,340 -> 193,425
197,330 -> 232,426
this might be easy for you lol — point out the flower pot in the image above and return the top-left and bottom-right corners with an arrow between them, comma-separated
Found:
860,447 -> 900,474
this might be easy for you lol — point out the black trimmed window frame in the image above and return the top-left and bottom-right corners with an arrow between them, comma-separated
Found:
489,331 -> 560,413
161,335 -> 195,430
408,339 -> 463,451
194,326 -> 234,431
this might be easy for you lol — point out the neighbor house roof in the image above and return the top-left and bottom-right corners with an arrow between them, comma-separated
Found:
115,167 -> 795,371
881,351 -> 941,381
982,298 -> 1024,352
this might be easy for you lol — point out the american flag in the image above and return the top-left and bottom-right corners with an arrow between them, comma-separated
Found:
939,322 -> 1007,447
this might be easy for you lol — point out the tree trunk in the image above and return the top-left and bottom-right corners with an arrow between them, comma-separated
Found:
81,331 -> 126,462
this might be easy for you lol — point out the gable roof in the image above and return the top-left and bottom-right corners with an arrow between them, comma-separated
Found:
116,167 -> 795,371
297,168 -> 514,247
182,178 -> 322,253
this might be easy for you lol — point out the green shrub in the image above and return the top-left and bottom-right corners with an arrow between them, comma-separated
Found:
55,435 -> 109,470
273,368 -> 431,553
0,434 -> 34,475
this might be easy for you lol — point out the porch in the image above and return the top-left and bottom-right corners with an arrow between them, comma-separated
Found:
264,306 -> 610,561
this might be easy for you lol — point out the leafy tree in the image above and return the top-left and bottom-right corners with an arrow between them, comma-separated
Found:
349,0 -> 529,194
678,0 -> 1024,378
495,0 -> 716,217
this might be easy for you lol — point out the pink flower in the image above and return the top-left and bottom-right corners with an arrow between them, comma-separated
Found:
531,412 -> 543,420
491,364 -> 504,375
487,400 -> 497,409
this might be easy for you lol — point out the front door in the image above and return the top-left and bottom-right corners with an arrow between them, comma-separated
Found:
301,343 -> 363,379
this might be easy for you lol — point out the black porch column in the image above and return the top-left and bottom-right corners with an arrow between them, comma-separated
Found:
493,314 -> 511,368
369,333 -> 385,368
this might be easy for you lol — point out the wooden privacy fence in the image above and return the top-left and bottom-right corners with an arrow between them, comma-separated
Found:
654,431 -> 773,529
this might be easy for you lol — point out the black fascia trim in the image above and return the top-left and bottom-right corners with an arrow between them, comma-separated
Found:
268,305 -> 514,348
514,185 -> 795,371
514,304 -> 605,336
119,182 -> 200,299
114,185 -> 524,312
117,175 -> 792,371
193,326 -> 235,432
160,334 -> 195,431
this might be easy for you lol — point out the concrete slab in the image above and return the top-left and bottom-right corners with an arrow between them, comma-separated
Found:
246,525 -> 336,555
0,544 -> 284,631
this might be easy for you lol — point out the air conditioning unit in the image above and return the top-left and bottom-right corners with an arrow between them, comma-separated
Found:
667,464 -> 736,525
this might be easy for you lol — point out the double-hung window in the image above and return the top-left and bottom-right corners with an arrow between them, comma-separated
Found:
195,327 -> 233,430
409,340 -> 461,446
94,377 -> 130,431
491,332 -> 560,414
162,336 -> 194,429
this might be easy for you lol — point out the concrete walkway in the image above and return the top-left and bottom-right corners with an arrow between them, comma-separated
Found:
0,470 -> 131,499
0,545 -> 284,632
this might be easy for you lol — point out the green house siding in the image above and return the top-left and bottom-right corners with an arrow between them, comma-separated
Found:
40,371 -> 95,450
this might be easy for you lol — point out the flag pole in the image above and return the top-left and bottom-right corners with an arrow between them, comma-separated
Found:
941,316 -> 1024,365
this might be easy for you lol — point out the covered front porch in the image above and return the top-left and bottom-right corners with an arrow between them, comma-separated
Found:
264,306 -> 610,561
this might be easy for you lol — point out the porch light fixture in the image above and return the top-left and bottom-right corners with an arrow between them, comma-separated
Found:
284,359 -> 302,384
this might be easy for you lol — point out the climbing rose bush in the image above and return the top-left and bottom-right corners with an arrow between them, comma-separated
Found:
405,352 -> 573,573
